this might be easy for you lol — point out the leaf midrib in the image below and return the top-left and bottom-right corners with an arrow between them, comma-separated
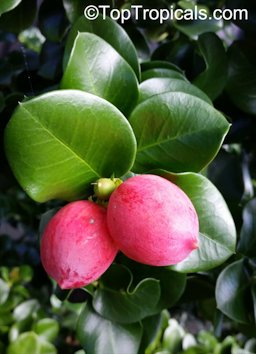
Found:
136,125 -> 226,153
21,105 -> 100,178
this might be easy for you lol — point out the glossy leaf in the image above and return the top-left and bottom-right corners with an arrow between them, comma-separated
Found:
63,14 -> 140,79
141,68 -> 187,82
38,0 -> 69,42
62,0 -> 89,23
226,41 -> 256,115
13,299 -> 39,322
139,311 -> 169,354
238,199 -> 256,257
93,277 -> 161,324
129,92 -> 230,173
193,32 -> 228,100
216,260 -> 252,324
77,302 -> 142,354
154,171 -> 236,272
7,332 -> 56,354
0,279 -> 10,304
4,90 -> 136,202
140,61 -> 183,73
93,264 -> 161,324
33,318 -> 59,343
118,258 -> 186,311
138,78 -> 212,105
61,32 -> 139,116
0,0 -> 22,15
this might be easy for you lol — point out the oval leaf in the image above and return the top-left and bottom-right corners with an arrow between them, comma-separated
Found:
141,68 -> 187,82
0,0 -> 22,15
138,78 -> 212,105
193,32 -> 228,100
61,32 -> 139,116
226,41 -> 256,115
63,14 -> 140,79
4,90 -> 136,202
216,260 -> 252,324
116,257 -> 186,312
238,198 -> 256,257
129,92 -> 230,173
93,264 -> 160,323
154,171 -> 236,272
7,332 -> 56,354
77,302 -> 142,354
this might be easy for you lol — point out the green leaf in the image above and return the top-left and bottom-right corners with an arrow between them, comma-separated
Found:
7,332 -> 57,354
13,299 -> 39,322
193,32 -> 228,100
129,92 -> 230,174
226,41 -> 256,115
62,0 -> 89,23
77,302 -> 142,354
141,68 -> 187,82
63,14 -> 140,79
238,199 -> 256,257
118,258 -> 186,311
141,61 -> 183,73
216,260 -> 252,324
139,311 -> 169,354
0,0 -> 22,15
0,0 -> 37,33
93,264 -> 161,324
61,32 -> 139,116
33,319 -> 59,343
138,78 -> 212,105
0,279 -> 10,305
4,90 -> 136,202
154,171 -> 236,272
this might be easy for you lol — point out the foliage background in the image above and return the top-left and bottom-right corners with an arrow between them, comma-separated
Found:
0,0 -> 256,353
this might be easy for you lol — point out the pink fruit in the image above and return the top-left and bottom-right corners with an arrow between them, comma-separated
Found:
107,174 -> 199,266
40,201 -> 118,289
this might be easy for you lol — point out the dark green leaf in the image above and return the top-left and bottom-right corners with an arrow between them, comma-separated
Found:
38,208 -> 60,242
0,0 -> 37,33
154,171 -> 236,272
61,32 -> 139,116
4,90 -> 136,202
93,278 -> 160,324
139,311 -> 169,354
141,68 -> 187,82
141,61 -> 183,73
92,264 -> 160,324
63,14 -> 140,79
216,260 -> 252,324
129,92 -> 230,174
138,78 -> 212,105
226,41 -> 256,115
238,199 -> 256,257
118,258 -> 186,311
193,32 -> 228,100
0,0 -> 22,15
38,0 -> 69,42
77,302 -> 142,354
62,0 -> 88,23
173,12 -> 222,38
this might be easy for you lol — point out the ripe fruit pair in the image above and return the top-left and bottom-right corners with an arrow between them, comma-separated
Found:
41,175 -> 199,289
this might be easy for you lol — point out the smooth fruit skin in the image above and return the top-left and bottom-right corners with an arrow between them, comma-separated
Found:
107,174 -> 199,266
41,201 -> 118,289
